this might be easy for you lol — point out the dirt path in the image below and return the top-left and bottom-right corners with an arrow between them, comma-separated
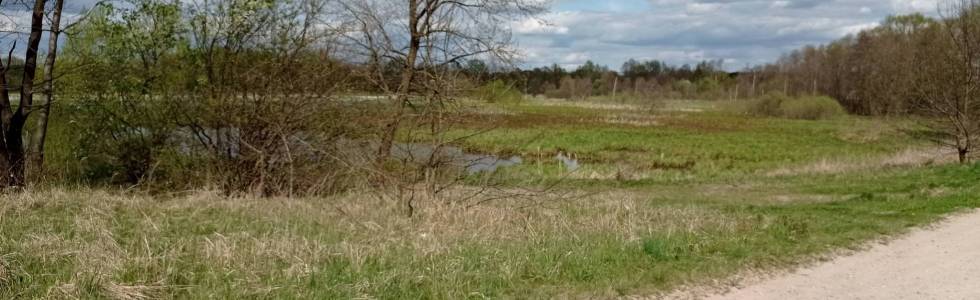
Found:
704,209 -> 980,300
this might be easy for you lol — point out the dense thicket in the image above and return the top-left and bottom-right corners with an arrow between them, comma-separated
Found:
42,0 -> 543,199
57,0 -> 357,195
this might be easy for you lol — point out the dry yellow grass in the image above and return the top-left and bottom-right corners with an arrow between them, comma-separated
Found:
766,147 -> 958,177
3,162 -> 978,299
0,188 -> 695,297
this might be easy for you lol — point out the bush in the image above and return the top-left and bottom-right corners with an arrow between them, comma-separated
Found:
695,78 -> 725,100
475,80 -> 524,103
68,99 -> 175,185
779,96 -> 846,120
743,92 -> 790,117
734,93 -> 845,120
672,80 -> 694,98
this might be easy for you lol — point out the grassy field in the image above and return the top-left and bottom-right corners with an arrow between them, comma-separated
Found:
2,99 -> 978,299
451,100 -> 923,185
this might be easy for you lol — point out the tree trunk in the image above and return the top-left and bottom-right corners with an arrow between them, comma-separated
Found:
733,83 -> 739,102
611,76 -> 618,99
959,148 -> 970,164
376,0 -> 421,168
0,0 -> 47,188
4,118 -> 27,186
29,0 -> 65,183
0,47 -> 13,185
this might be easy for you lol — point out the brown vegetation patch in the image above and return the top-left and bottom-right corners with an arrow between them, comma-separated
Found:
455,111 -> 591,129
768,194 -> 839,204
105,283 -> 166,300
766,147 -> 958,177
532,99 -> 646,111
602,114 -> 661,127
837,122 -> 889,143
0,257 -> 7,287
658,115 -> 755,132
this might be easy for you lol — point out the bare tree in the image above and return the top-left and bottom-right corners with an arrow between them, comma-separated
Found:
338,0 -> 546,215
913,0 -> 980,163
341,0 -> 546,167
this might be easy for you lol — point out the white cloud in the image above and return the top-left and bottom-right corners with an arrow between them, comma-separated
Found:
513,18 -> 570,35
687,2 -> 722,14
837,22 -> 879,36
892,0 -> 940,14
515,0 -> 943,71
561,52 -> 590,63
771,1 -> 791,9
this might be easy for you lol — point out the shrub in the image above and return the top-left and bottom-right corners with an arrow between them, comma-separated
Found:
695,78 -> 725,100
545,77 -> 592,100
743,92 -> 790,117
69,99 -> 175,185
779,96 -> 846,120
672,80 -> 694,98
475,80 -> 524,103
734,93 -> 845,120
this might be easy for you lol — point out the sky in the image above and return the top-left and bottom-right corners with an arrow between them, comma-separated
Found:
0,0 -> 97,52
513,0 -> 942,71
1,0 -> 944,71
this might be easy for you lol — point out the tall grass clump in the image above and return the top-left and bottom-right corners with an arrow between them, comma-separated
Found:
475,80 -> 524,103
734,93 -> 845,120
780,96 -> 846,120
743,92 -> 790,117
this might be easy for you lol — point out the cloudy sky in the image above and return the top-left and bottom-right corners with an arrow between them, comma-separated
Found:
0,0 -> 97,46
1,0 -> 943,71
514,0 -> 941,70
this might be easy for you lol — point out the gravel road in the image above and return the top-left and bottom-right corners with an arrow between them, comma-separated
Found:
707,209 -> 980,300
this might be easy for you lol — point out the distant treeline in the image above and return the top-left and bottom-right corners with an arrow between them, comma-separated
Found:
481,59 -> 737,101
0,57 -> 24,88
478,12 -> 951,117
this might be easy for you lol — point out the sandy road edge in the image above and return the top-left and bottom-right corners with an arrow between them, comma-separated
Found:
650,208 -> 980,300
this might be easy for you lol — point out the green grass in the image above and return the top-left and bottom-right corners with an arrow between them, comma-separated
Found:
1,98 -> 976,299
450,100 -> 918,186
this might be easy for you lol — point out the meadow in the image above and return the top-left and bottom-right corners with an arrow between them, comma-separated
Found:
2,98 -> 979,299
